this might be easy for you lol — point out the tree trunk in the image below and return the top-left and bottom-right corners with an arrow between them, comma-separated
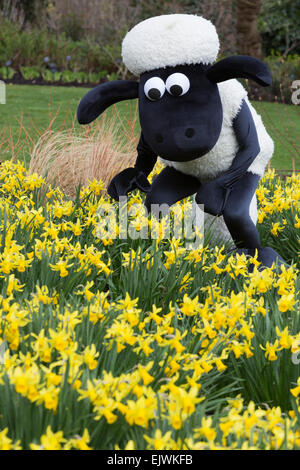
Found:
236,0 -> 263,58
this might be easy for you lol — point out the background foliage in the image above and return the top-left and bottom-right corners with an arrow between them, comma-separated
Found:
0,0 -> 299,93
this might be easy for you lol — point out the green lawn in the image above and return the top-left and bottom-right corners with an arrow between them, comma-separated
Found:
0,84 -> 299,170
252,100 -> 300,171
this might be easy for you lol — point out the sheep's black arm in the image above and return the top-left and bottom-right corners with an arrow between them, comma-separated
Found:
217,99 -> 260,189
134,133 -> 158,177
107,133 -> 157,200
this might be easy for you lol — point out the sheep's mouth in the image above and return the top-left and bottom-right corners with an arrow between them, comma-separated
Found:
158,145 -> 212,162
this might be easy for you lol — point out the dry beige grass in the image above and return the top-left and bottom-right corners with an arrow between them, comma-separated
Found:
28,110 -> 138,199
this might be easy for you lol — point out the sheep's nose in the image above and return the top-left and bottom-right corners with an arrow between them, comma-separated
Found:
185,128 -> 195,138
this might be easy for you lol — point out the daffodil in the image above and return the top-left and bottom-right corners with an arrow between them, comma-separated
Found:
290,377 -> 300,397
30,426 -> 66,450
0,428 -> 21,450
83,344 -> 99,370
144,429 -> 173,450
277,293 -> 296,312
260,340 -> 280,361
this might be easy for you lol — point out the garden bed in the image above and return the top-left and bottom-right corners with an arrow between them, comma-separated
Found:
0,160 -> 299,450
0,74 -> 294,104
1,73 -> 103,88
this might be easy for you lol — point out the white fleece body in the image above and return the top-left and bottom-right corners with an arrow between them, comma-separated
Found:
159,79 -> 274,244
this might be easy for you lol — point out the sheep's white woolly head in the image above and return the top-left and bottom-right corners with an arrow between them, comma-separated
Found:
122,14 -> 220,76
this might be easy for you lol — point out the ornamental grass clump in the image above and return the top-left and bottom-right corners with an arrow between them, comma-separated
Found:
29,111 -> 137,198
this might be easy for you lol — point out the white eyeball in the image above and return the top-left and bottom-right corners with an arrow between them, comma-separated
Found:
166,73 -> 190,97
144,77 -> 165,101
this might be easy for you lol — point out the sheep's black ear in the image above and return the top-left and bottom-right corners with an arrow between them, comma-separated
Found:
77,80 -> 139,124
206,55 -> 272,87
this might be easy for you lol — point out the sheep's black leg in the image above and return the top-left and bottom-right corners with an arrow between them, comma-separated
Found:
145,166 -> 200,213
223,171 -> 286,268
223,172 -> 260,249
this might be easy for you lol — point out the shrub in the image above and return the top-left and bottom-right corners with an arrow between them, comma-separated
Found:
266,53 -> 300,102
0,18 -> 117,78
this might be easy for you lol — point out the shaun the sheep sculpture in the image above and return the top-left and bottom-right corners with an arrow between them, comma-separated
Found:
77,14 -> 285,268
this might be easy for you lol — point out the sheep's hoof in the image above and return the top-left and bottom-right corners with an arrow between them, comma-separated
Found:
235,247 -> 287,271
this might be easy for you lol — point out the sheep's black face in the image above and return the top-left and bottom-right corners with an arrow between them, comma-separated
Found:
139,64 -> 223,162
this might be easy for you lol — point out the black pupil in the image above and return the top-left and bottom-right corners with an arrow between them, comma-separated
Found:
148,88 -> 161,100
170,84 -> 183,96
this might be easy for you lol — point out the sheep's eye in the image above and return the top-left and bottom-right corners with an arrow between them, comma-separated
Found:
144,77 -> 165,101
166,73 -> 190,97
